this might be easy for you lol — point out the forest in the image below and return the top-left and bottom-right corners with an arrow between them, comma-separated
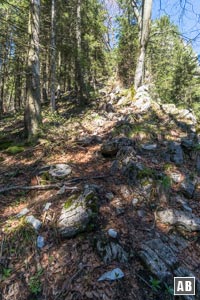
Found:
0,0 -> 200,299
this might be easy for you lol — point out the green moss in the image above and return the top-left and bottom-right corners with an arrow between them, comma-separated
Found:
163,163 -> 174,171
64,194 -> 78,209
6,145 -> 25,155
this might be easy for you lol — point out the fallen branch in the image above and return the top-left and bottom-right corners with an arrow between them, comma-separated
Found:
0,174 -> 110,194
0,184 -> 78,194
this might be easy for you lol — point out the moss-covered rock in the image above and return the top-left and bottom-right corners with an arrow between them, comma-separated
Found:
58,185 -> 99,238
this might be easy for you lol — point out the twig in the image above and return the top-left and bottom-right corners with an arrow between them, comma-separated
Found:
136,273 -> 152,289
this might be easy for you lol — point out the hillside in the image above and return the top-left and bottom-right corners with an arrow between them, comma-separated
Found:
0,84 -> 200,300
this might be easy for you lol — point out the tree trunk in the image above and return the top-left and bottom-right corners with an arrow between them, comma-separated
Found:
134,0 -> 152,89
50,0 -> 56,111
24,0 -> 41,140
75,0 -> 84,101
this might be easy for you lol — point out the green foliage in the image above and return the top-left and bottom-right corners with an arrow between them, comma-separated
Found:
28,269 -> 43,295
161,175 -> 171,189
116,2 -> 138,86
2,268 -> 12,280
148,16 -> 200,107
164,283 -> 174,295
149,276 -> 161,292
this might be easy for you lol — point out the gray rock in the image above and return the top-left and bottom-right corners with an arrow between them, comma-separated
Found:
138,244 -> 171,280
26,215 -> 42,230
141,143 -> 157,150
161,103 -> 177,114
137,209 -> 146,218
43,202 -> 52,211
169,172 -> 182,183
101,138 -> 133,157
58,186 -> 99,238
37,236 -> 45,248
181,138 -> 194,151
168,142 -> 184,165
132,198 -> 139,206
196,155 -> 200,176
108,229 -> 118,238
180,178 -> 195,199
156,209 -> 200,232
176,195 -> 192,212
98,268 -> 124,281
105,192 -> 114,201
174,267 -> 199,300
96,240 -> 128,263
16,208 -> 30,218
132,96 -> 151,112
144,239 -> 178,268
49,164 -> 72,178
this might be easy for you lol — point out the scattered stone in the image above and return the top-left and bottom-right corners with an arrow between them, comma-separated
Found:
141,143 -> 157,150
58,185 -> 99,238
57,185 -> 66,195
96,240 -> 128,263
196,155 -> 200,176
16,208 -> 30,218
43,202 -> 52,211
49,164 -> 72,179
132,97 -> 151,112
156,209 -> 200,232
105,192 -> 114,201
116,207 -> 125,216
169,172 -> 182,184
132,198 -> 139,206
144,239 -> 178,268
180,178 -> 195,199
101,138 -> 134,157
176,195 -> 192,212
137,210 -> 146,218
37,236 -> 45,248
26,215 -> 42,230
161,103 -> 178,114
168,141 -> 184,165
138,244 -> 171,280
108,229 -> 118,239
98,268 -> 124,281
181,138 -> 194,151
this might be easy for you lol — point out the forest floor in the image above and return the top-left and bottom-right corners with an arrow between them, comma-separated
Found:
0,85 -> 200,300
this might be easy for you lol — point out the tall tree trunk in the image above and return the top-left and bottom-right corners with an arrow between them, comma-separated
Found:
50,0 -> 56,111
132,0 -> 153,89
24,0 -> 41,140
75,0 -> 84,101
14,57 -> 22,111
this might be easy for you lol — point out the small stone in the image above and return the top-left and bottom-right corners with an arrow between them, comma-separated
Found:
141,143 -> 157,150
105,193 -> 114,201
26,215 -> 42,230
180,178 -> 195,199
116,207 -> 125,216
16,208 -> 30,218
137,209 -> 146,218
57,186 -> 66,195
43,202 -> 52,211
97,268 -> 124,281
108,229 -> 118,238
49,164 -> 72,178
37,236 -> 45,248
132,198 -> 139,206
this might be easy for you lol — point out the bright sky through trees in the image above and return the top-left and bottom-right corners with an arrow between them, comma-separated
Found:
105,0 -> 200,53
152,0 -> 200,54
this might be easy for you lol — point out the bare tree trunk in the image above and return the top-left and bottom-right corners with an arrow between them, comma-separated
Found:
24,0 -> 41,140
50,0 -> 56,111
132,0 -> 153,89
75,0 -> 84,102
